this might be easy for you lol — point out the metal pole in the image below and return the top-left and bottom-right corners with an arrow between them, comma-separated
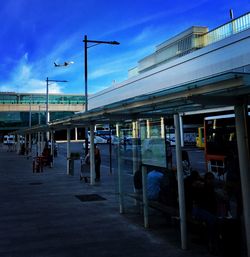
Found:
234,104 -> 250,257
28,134 -> 31,156
46,77 -> 49,141
84,35 -> 88,112
109,128 -> 112,174
75,127 -> 78,141
46,77 -> 49,125
174,113 -> 187,250
16,135 -> 20,154
37,132 -> 40,156
38,106 -> 41,125
179,114 -> 184,147
29,95 -> 32,128
117,124 -> 124,213
90,125 -> 95,185
84,35 -> 89,155
28,95 -> 32,156
66,128 -> 71,175
142,165 -> 149,228
50,131 -> 54,168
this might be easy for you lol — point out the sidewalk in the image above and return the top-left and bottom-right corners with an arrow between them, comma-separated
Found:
0,145 -> 213,257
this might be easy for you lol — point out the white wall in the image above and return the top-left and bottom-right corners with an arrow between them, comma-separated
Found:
89,28 -> 250,110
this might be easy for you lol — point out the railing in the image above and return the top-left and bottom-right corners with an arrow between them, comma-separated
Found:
196,12 -> 250,47
0,100 -> 84,104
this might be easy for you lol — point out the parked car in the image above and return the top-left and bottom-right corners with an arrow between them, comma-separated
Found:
83,136 -> 107,149
3,135 -> 15,145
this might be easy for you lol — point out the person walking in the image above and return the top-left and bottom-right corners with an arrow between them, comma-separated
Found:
84,144 -> 101,182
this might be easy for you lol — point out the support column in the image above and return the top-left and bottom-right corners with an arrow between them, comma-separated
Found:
25,134 -> 28,156
66,128 -> 71,175
41,133 -> 45,154
50,131 -> 54,167
179,114 -> 184,147
117,124 -> 124,213
174,113 -> 187,250
46,111 -> 50,141
146,119 -> 150,138
89,125 -> 95,185
234,104 -> 250,257
132,121 -> 139,175
28,133 -> 32,156
16,135 -> 20,154
142,165 -> 149,228
37,132 -> 40,156
75,127 -> 78,141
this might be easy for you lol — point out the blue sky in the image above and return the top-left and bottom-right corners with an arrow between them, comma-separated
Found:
0,0 -> 249,95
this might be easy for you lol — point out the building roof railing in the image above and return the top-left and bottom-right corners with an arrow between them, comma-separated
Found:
129,12 -> 250,78
196,12 -> 250,47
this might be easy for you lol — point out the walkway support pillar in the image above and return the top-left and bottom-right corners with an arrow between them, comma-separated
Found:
174,113 -> 187,250
234,104 -> 250,257
41,133 -> 45,154
28,133 -> 32,156
37,132 -> 40,156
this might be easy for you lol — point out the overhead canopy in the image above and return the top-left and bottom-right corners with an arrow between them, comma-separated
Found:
17,71 -> 250,134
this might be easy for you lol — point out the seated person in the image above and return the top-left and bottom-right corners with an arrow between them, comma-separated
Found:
184,170 -> 202,214
42,143 -> 51,166
192,172 -> 217,220
147,169 -> 164,200
182,150 -> 192,177
133,167 -> 142,193
158,169 -> 178,207
192,172 -> 219,253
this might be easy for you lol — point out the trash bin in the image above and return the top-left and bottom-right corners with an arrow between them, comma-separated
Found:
68,153 -> 80,176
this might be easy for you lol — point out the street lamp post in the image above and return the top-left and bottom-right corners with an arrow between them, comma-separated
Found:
83,35 -> 119,155
46,77 -> 68,126
83,35 -> 120,112
46,78 -> 68,140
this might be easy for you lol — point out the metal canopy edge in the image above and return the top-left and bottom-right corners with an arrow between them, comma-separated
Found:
15,71 -> 250,134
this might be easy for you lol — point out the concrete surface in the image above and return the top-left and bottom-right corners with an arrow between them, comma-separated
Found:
0,143 -> 213,257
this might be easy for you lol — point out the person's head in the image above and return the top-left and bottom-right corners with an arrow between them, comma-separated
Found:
190,170 -> 200,181
204,172 -> 215,186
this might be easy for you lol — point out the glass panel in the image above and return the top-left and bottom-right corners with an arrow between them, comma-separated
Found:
140,118 -> 167,168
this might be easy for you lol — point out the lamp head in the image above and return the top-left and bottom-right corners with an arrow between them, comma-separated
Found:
110,41 -> 120,45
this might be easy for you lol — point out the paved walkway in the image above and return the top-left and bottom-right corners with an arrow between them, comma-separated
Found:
0,144 -> 213,257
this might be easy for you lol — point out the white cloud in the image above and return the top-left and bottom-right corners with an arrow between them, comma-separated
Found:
1,52 -> 64,93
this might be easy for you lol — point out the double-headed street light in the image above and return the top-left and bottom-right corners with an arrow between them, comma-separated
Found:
83,35 -> 120,112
